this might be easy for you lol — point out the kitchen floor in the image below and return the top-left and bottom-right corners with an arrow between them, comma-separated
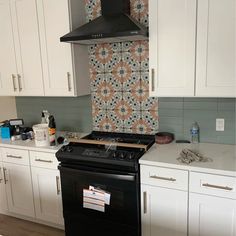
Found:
0,214 -> 65,236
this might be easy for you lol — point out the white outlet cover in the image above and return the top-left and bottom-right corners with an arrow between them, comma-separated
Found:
216,119 -> 225,131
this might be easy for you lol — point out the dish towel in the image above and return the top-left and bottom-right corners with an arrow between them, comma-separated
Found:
177,148 -> 212,164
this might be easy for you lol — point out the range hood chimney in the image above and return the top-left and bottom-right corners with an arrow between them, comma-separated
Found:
60,0 -> 148,45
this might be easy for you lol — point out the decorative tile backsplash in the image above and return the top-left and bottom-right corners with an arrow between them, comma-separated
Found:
86,0 -> 159,134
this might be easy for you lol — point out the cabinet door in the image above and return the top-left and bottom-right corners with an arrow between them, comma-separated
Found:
149,0 -> 196,97
10,0 -> 44,96
0,162 -> 8,214
196,0 -> 236,97
189,193 -> 236,236
32,167 -> 63,225
37,0 -> 75,96
141,185 -> 188,236
3,162 -> 35,218
0,0 -> 18,96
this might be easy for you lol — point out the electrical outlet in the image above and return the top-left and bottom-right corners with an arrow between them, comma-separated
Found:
216,119 -> 225,131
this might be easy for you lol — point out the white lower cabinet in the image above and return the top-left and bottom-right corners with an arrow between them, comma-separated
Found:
141,165 -> 236,236
3,162 -> 35,218
141,165 -> 188,236
141,185 -> 188,236
31,167 -> 63,225
189,193 -> 236,236
0,162 -> 8,214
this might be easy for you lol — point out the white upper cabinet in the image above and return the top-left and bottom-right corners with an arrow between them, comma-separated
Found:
0,0 -> 18,96
37,0 -> 90,96
196,0 -> 236,97
10,0 -> 44,96
149,0 -> 196,97
149,0 -> 236,97
0,0 -> 89,97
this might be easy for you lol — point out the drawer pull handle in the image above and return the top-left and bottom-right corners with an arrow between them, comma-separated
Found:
7,154 -> 22,159
17,74 -> 22,91
202,183 -> 233,191
3,168 -> 7,184
0,167 -> 2,183
56,176 -> 60,195
150,175 -> 176,182
151,68 -> 155,92
67,72 -> 72,92
143,191 -> 147,214
12,74 -> 17,91
35,159 -> 53,163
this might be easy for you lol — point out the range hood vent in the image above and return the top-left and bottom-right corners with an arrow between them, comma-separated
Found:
60,0 -> 148,45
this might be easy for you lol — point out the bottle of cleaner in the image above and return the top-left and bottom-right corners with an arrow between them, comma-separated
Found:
41,112 -> 46,124
190,122 -> 200,144
48,115 -> 56,146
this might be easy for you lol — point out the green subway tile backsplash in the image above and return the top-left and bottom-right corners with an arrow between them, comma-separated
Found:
158,98 -> 236,145
16,96 -> 92,133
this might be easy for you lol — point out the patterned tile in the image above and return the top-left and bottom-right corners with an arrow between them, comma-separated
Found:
91,73 -> 106,92
88,0 -> 158,134
140,71 -> 149,91
123,91 -> 141,110
123,72 -> 141,92
140,93 -> 159,111
106,91 -> 123,110
130,0 -> 140,21
92,109 -> 106,128
105,73 -> 122,91
89,54 -> 104,73
122,52 -> 141,72
107,110 -> 124,130
123,110 -> 142,130
91,91 -> 107,110
142,111 -> 159,132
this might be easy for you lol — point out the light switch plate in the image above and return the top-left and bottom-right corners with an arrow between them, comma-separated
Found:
216,119 -> 225,131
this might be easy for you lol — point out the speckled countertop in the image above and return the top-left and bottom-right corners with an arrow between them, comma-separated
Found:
140,143 -> 236,176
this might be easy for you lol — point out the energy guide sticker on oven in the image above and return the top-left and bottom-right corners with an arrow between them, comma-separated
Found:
83,186 -> 111,213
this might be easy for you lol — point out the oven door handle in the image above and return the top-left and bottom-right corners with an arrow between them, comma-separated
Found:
60,166 -> 136,182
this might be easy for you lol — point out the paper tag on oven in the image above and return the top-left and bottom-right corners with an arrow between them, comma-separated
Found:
89,186 -> 111,205
83,189 -> 105,212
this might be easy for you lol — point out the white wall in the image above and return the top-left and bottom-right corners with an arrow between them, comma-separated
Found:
0,97 -> 17,121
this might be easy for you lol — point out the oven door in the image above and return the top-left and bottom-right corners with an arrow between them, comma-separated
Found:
59,164 -> 140,236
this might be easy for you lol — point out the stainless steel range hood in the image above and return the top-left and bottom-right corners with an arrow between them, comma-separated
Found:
60,0 -> 148,45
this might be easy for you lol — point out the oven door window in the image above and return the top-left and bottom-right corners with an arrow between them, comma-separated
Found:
59,166 -> 139,227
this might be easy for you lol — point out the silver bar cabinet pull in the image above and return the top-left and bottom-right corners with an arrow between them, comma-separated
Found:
0,167 -> 2,183
143,191 -> 147,214
151,68 -> 155,92
12,74 -> 17,91
3,168 -> 7,184
202,183 -> 233,191
56,176 -> 60,195
35,159 -> 53,163
150,175 -> 177,182
7,154 -> 22,159
67,72 -> 72,92
17,74 -> 22,91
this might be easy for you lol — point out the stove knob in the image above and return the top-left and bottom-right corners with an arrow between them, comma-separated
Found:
112,152 -> 117,158
120,152 -> 125,159
61,146 -> 67,152
66,146 -> 73,153
128,153 -> 134,160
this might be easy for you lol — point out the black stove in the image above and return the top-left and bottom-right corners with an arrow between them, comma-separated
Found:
56,131 -> 155,172
56,131 -> 155,236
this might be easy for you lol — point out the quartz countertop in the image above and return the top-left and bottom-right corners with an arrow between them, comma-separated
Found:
0,132 -> 87,153
140,143 -> 236,176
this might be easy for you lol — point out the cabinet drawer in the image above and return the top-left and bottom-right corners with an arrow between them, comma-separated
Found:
30,151 -> 58,169
141,165 -> 188,191
2,148 -> 29,165
190,172 -> 236,199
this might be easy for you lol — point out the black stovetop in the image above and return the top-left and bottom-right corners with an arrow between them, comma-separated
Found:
56,131 -> 155,172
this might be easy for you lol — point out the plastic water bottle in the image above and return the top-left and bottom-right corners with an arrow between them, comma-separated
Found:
190,122 -> 199,144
